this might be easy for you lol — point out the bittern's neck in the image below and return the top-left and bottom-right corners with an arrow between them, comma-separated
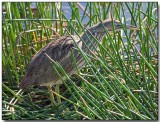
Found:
81,29 -> 105,52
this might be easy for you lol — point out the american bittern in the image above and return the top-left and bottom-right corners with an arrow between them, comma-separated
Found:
19,19 -> 138,104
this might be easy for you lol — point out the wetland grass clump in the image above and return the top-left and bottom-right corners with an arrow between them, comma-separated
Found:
2,2 -> 158,120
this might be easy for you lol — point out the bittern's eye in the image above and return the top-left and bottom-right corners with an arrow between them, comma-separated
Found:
116,24 -> 123,28
114,24 -> 123,30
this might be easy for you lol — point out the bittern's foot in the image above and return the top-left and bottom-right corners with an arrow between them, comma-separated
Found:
55,84 -> 61,104
47,86 -> 57,106
47,85 -> 62,106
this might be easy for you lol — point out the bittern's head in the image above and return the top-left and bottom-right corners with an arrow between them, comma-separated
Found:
90,19 -> 139,34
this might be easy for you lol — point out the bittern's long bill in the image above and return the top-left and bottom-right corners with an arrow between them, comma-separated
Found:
19,19 -> 139,105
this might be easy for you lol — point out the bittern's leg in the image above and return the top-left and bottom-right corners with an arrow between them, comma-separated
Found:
47,86 -> 57,106
55,84 -> 61,104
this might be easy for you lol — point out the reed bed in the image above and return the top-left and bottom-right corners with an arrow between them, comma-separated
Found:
2,2 -> 158,120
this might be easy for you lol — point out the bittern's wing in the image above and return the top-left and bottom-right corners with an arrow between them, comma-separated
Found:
19,35 -> 82,89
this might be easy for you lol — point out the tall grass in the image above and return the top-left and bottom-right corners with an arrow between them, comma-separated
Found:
2,2 -> 158,120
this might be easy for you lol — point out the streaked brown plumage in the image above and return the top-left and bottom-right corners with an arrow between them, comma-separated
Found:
19,19 -> 138,89
19,35 -> 81,89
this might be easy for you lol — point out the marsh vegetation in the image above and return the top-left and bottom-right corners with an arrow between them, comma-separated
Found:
2,2 -> 158,120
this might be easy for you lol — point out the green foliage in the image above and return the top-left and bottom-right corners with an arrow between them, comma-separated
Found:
2,2 -> 158,120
